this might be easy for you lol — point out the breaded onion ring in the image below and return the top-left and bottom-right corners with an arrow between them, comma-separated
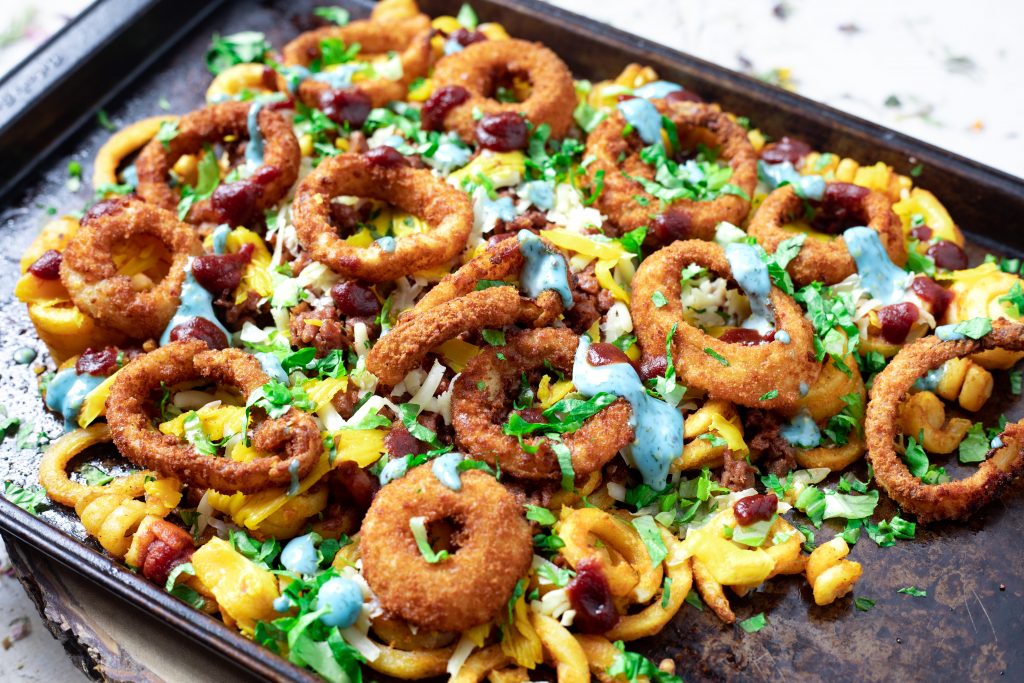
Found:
430,39 -> 576,141
631,240 -> 820,409
292,152 -> 473,282
281,13 -> 432,108
135,101 -> 300,224
92,115 -> 179,189
369,235 -> 563,385
452,328 -> 634,480
748,183 -> 906,286
585,100 -> 757,240
60,199 -> 202,340
367,285 -> 561,386
106,341 -> 322,493
360,464 -> 532,632
865,319 -> 1024,522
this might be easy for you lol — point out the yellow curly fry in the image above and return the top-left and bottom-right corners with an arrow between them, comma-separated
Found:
692,557 -> 735,624
531,612 -> 589,683
805,537 -> 862,606
606,530 -> 692,641
893,188 -> 965,246
192,537 -> 280,634
206,63 -> 273,103
38,424 -> 152,507
93,115 -> 179,189
899,390 -> 972,454
944,264 -> 1024,369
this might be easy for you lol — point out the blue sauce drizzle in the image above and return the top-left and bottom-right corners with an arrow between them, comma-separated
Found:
799,381 -> 810,397
273,596 -> 291,612
992,436 -> 1004,449
280,65 -> 362,94
280,533 -> 319,575
443,36 -> 464,55
424,135 -> 472,173
287,458 -> 301,497
935,324 -> 966,341
376,236 -> 397,253
518,230 -> 574,308
724,242 -> 775,331
775,330 -> 791,344
616,98 -> 662,145
843,227 -> 907,305
245,101 -> 267,168
45,368 -> 105,431
780,410 -> 821,448
121,163 -> 138,189
572,336 -> 682,489
520,180 -> 555,210
159,264 -> 231,346
255,352 -> 288,383
379,457 -> 410,486
316,576 -> 364,627
211,224 -> 231,255
633,81 -> 683,100
757,161 -> 826,201
913,364 -> 947,391
431,452 -> 463,491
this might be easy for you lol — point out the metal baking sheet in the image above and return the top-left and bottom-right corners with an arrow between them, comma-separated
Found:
1,0 -> 1022,680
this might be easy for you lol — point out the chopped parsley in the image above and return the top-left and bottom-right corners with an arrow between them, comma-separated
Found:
958,422 -> 990,463
703,347 -> 730,366
823,392 -> 863,445
2,481 -> 48,516
632,515 -> 668,566
607,640 -> 683,683
854,596 -> 876,612
156,119 -> 179,150
738,612 -> 767,633
205,31 -> 271,75
651,290 -> 668,308
78,464 -> 114,487
897,586 -> 927,598
313,6 -> 350,25
177,143 -> 221,220
758,389 -> 779,401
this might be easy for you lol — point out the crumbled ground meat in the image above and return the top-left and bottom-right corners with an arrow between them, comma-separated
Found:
330,461 -> 378,512
718,449 -> 757,492
383,411 -> 451,458
502,477 -> 562,508
497,209 -> 550,233
330,381 -> 361,419
329,197 -> 374,235
290,302 -> 350,357
564,262 -> 616,333
215,290 -> 268,327
744,409 -> 798,476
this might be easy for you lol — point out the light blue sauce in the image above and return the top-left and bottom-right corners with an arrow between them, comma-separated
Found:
376,236 -> 397,253
799,381 -> 810,397
159,265 -> 231,346
617,97 -> 662,145
571,337 -> 683,489
775,330 -> 791,344
520,180 -> 555,210
211,224 -> 231,255
913,363 -> 947,392
280,533 -> 319,575
13,346 -> 37,365
273,596 -> 291,613
780,410 -> 821,448
45,368 -> 105,431
935,324 -> 965,341
424,136 -> 472,173
443,36 -> 464,55
379,456 -> 409,486
316,576 -> 363,628
287,459 -> 301,497
843,226 -> 908,305
245,101 -> 267,168
280,65 -> 362,94
255,352 -> 288,383
757,160 -> 826,201
992,436 -> 1004,449
724,242 -> 775,331
431,451 -> 463,491
121,163 -> 138,189
518,230 -> 573,308
633,81 -> 683,100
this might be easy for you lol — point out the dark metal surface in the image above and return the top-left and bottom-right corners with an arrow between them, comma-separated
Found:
0,0 -> 1022,681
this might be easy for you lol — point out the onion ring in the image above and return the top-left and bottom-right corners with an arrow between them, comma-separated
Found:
359,463 -> 532,632
281,13 -> 432,108
429,39 -> 576,141
106,340 -> 322,493
135,101 -> 300,224
631,240 -> 820,409
585,100 -> 757,240
368,235 -> 563,386
59,198 -> 202,340
291,152 -> 473,282
748,183 -> 906,286
865,319 -> 1024,522
452,328 -> 634,480
92,115 -> 179,189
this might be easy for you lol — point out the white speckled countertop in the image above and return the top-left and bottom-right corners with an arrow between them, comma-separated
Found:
0,0 -> 1020,680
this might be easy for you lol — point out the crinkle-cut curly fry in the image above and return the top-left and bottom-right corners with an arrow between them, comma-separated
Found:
39,424 -> 152,507
693,557 -> 736,624
531,612 -> 590,683
675,400 -> 744,471
805,537 -> 863,606
365,631 -> 454,680
74,475 -> 181,558
605,530 -> 692,641
931,358 -> 993,413
558,507 -> 662,602
731,516 -> 806,597
92,115 -> 179,189
205,63 -> 274,103
899,391 -> 972,454
451,645 -> 510,683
